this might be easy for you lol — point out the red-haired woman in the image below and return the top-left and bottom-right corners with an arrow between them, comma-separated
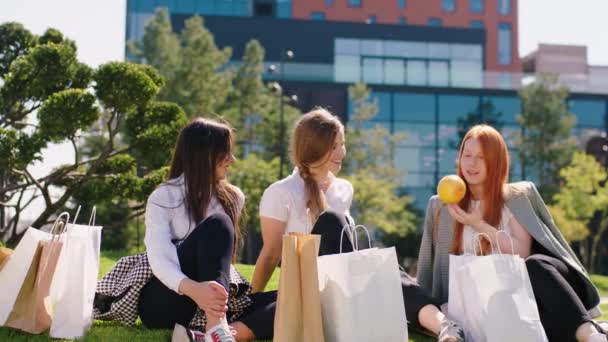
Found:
417,124 -> 605,342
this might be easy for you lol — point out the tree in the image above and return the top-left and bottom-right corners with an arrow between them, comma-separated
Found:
517,74 -> 577,200
343,83 -> 417,254
551,151 -> 608,271
452,99 -> 504,149
0,23 -> 186,245
229,155 -> 279,263
130,9 -> 233,117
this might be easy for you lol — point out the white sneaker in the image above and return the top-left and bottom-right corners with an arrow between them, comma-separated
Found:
172,323 -> 205,342
204,321 -> 236,342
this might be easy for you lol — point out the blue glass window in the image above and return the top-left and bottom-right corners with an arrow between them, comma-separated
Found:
399,0 -> 406,9
428,18 -> 442,26
348,0 -> 362,7
393,93 -> 435,123
470,20 -> 484,28
498,0 -> 511,15
498,23 -> 512,65
442,0 -> 455,12
569,99 -> 606,127
311,12 -> 325,20
326,0 -> 334,6
470,0 -> 483,13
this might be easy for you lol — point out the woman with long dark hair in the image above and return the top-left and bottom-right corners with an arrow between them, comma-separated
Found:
137,118 -> 275,342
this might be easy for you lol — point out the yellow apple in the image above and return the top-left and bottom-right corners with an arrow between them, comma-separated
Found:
437,175 -> 466,204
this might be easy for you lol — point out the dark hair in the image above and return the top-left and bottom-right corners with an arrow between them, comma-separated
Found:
168,117 -> 241,259
290,107 -> 344,220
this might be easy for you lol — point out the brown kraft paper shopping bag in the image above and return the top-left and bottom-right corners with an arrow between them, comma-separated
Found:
274,233 -> 325,342
0,247 -> 13,271
6,237 -> 63,334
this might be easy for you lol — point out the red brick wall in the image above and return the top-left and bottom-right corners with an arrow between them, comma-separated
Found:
291,0 -> 520,72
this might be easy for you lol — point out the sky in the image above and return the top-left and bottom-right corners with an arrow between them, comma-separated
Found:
0,0 -> 607,220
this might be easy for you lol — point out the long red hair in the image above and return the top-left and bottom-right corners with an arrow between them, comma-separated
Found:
451,125 -> 510,255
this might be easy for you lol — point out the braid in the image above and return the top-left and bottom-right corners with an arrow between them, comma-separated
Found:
299,165 -> 327,221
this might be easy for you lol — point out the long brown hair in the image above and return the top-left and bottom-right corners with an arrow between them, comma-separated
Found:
451,124 -> 509,255
290,108 -> 344,220
168,117 -> 241,259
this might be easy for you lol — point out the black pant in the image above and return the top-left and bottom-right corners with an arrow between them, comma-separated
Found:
312,210 -> 441,331
526,254 -> 593,342
137,213 -> 275,339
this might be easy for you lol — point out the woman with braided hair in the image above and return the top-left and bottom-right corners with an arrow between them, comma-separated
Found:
251,108 -> 465,341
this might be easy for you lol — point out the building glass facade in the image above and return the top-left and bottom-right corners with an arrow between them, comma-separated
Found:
126,2 -> 608,210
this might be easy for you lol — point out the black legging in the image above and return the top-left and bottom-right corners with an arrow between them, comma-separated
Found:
137,212 -> 275,339
526,254 -> 594,342
313,210 -> 441,331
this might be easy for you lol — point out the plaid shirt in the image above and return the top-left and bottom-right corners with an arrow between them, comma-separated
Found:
93,251 -> 252,331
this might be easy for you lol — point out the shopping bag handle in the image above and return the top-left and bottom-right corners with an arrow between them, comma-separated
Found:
495,230 -> 516,255
49,212 -> 70,238
73,205 -> 82,225
339,224 -> 372,254
472,232 -> 494,255
89,206 -> 97,226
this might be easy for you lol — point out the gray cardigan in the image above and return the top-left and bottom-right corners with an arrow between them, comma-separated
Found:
417,181 -> 601,317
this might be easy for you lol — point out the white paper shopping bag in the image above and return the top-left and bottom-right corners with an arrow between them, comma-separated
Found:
457,233 -> 548,342
50,207 -> 102,339
317,225 -> 407,342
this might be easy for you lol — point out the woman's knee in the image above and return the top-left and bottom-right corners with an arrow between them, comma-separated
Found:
192,212 -> 235,242
316,210 -> 347,231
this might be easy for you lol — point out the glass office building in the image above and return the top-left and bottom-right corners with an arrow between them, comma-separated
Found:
126,2 -> 608,209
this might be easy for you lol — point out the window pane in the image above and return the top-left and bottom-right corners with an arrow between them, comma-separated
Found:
334,55 -> 360,83
498,23 -> 512,65
439,95 -> 479,124
483,96 -> 520,124
361,40 -> 384,56
442,0 -> 455,12
371,91 -> 392,121
395,147 -> 437,173
311,12 -> 325,20
428,43 -> 450,58
470,20 -> 484,29
384,59 -> 405,85
450,44 -> 482,60
470,0 -> 484,13
362,57 -> 383,84
399,0 -> 406,9
394,123 -> 436,147
335,38 -> 360,55
429,61 -> 449,87
438,124 -> 460,148
404,187 -> 435,210
407,60 -> 427,85
451,60 -> 483,88
394,93 -> 436,123
569,99 -> 606,127
428,18 -> 442,26
385,41 -> 428,58
439,148 -> 459,173
498,0 -> 511,15
326,0 -> 334,6
348,0 -> 362,7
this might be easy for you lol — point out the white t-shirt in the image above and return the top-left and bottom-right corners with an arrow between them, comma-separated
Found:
259,169 -> 354,234
462,200 -> 513,254
144,175 -> 245,293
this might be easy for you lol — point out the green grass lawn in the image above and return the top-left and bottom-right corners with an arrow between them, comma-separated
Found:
2,250 -> 606,341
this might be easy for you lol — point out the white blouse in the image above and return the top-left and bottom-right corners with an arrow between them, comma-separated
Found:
259,168 -> 353,234
144,175 -> 244,293
462,200 -> 514,255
